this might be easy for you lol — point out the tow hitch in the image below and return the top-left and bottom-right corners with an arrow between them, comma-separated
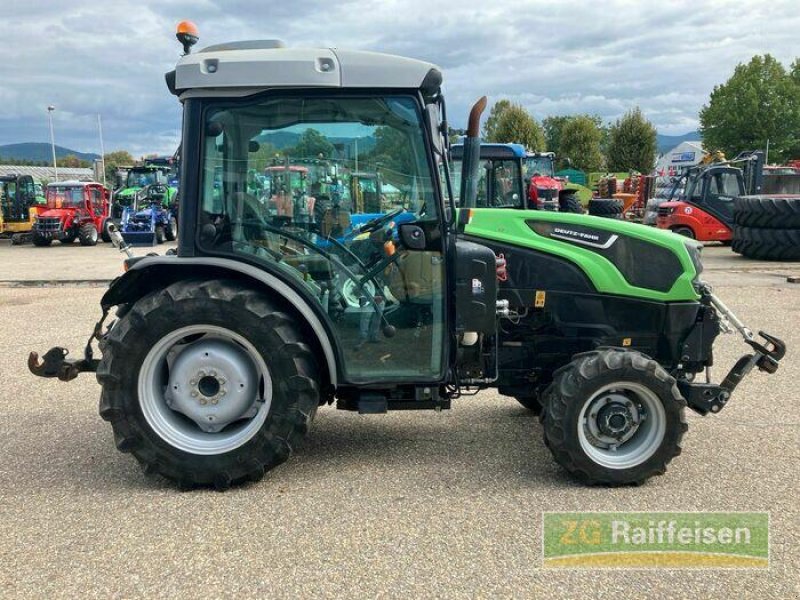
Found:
680,285 -> 786,415
28,308 -> 110,381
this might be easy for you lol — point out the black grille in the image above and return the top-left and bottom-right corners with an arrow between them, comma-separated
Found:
537,188 -> 556,202
657,207 -> 672,217
35,217 -> 62,232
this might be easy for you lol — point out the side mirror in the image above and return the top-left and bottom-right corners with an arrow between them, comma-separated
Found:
249,140 -> 260,153
399,223 -> 427,250
425,104 -> 444,156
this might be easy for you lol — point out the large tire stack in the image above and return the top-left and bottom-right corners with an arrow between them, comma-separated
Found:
732,196 -> 800,260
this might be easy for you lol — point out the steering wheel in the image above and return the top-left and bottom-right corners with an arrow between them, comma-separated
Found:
349,207 -> 404,237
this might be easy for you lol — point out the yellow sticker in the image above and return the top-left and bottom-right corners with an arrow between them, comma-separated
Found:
534,291 -> 546,308
622,337 -> 632,347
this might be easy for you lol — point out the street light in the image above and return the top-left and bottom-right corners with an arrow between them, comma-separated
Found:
47,105 -> 58,181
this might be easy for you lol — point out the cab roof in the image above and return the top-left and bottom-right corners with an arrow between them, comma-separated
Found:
450,143 -> 527,160
169,41 -> 442,98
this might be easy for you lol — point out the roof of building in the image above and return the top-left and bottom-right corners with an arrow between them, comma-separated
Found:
0,165 -> 93,181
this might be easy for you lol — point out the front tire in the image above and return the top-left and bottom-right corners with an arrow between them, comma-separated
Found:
672,226 -> 695,239
97,279 -> 320,490
164,216 -> 177,241
559,193 -> 583,214
155,225 -> 165,244
32,231 -> 52,247
542,348 -> 687,486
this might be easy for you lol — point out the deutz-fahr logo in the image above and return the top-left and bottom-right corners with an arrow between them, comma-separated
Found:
553,227 -> 602,243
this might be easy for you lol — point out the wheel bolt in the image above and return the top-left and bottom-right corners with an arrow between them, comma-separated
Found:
190,379 -> 197,386
200,399 -> 207,405
191,391 -> 198,397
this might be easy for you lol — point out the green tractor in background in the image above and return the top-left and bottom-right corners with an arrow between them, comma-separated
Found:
111,163 -> 178,225
29,27 -> 785,490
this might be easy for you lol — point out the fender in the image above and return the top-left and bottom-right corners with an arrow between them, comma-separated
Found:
102,255 -> 339,385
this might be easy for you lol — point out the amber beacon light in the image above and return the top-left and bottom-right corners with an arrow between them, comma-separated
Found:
176,21 -> 199,55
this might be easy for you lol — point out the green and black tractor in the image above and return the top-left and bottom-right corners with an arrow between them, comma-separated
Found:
29,25 -> 785,490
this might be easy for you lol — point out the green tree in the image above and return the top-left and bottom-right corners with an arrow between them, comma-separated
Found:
248,141 -> 280,172
102,150 -> 134,186
487,104 -> 546,151
606,107 -> 658,173
542,116 -> 572,157
292,128 -> 335,159
483,99 -> 512,140
367,127 -> 414,186
559,115 -> 605,172
699,54 -> 800,162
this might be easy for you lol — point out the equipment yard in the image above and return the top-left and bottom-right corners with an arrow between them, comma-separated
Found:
1,240 -> 797,598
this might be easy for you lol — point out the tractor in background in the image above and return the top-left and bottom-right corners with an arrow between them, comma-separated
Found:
111,162 -> 178,228
0,174 -> 45,244
524,151 -> 582,212
119,182 -> 178,246
32,181 -> 110,246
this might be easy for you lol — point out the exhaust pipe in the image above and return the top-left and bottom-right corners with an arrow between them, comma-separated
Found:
459,96 -> 487,209
107,223 -> 134,258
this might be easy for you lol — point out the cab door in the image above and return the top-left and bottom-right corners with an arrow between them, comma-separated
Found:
702,169 -> 742,225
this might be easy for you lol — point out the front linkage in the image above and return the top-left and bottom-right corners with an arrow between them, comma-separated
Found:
678,283 -> 785,415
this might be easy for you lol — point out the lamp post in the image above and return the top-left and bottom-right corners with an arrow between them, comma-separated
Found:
47,105 -> 58,181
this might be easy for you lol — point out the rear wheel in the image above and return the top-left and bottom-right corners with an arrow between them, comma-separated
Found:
79,222 -> 98,246
97,279 -> 320,490
542,348 -> 687,486
164,216 -> 178,241
100,218 -> 112,243
515,395 -> 543,415
559,193 -> 583,214
672,226 -> 695,239
32,231 -> 52,247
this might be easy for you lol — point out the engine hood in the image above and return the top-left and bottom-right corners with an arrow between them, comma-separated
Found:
530,175 -> 561,190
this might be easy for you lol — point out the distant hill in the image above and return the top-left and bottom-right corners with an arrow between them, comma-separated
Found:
656,131 -> 702,154
0,142 -> 100,163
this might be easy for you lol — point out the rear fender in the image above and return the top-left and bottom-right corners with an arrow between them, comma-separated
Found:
102,256 -> 339,386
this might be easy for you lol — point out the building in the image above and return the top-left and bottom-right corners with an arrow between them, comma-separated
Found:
0,165 -> 94,182
654,141 -> 705,179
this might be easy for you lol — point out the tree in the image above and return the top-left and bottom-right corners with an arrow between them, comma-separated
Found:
102,150 -> 134,185
606,107 -> 657,173
559,116 -> 605,172
60,154 -> 89,168
542,116 -> 572,158
700,54 -> 800,162
486,104 -> 546,151
291,128 -> 335,159
483,99 -> 512,140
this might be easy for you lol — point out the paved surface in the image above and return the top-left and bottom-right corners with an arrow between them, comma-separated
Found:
0,241 -> 798,598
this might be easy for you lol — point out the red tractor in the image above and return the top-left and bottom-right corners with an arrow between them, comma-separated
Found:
524,151 -> 582,212
32,181 -> 110,247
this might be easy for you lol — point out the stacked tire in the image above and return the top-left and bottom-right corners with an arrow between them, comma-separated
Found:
588,198 -> 623,219
733,196 -> 800,260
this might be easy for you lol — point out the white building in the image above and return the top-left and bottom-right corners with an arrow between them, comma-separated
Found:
654,141 -> 705,179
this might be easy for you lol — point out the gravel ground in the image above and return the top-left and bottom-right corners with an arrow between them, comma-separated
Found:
0,241 -> 798,598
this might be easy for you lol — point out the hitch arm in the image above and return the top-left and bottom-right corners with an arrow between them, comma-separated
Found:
28,347 -> 99,382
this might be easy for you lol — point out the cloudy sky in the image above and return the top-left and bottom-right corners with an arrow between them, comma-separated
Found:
2,0 -> 799,156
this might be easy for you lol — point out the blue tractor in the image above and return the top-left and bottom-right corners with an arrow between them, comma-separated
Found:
119,183 -> 178,246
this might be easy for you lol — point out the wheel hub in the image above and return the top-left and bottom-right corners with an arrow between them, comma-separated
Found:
584,392 -> 643,448
164,338 -> 260,433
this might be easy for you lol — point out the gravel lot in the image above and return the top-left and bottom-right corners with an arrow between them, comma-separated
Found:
0,240 -> 798,598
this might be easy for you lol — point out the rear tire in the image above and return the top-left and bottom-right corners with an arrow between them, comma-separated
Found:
515,395 -> 543,415
672,226 -> 695,239
32,231 -> 51,247
734,196 -> 800,229
588,198 -> 623,218
559,193 -> 583,214
100,218 -> 112,243
79,222 -> 98,246
542,348 -> 687,486
732,226 -> 800,260
164,216 -> 177,241
96,279 -> 320,490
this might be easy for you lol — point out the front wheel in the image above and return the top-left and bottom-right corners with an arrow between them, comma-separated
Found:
155,225 -> 165,244
164,216 -> 177,241
542,349 -> 687,486
97,279 -> 321,489
672,226 -> 695,239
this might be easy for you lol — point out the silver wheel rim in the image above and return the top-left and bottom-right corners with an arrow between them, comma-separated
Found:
577,382 -> 666,469
138,324 -> 272,455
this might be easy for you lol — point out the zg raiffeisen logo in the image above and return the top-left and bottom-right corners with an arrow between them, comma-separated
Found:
542,512 -> 769,568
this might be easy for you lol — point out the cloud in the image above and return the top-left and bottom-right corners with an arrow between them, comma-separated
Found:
1,0 -> 799,155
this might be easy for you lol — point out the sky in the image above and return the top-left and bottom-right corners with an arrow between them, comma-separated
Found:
1,0 -> 799,157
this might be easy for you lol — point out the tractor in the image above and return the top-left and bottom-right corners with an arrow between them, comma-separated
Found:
119,182 -> 178,246
450,144 -> 582,212
29,25 -> 785,490
112,163 -> 178,227
0,174 -> 45,244
31,181 -> 110,246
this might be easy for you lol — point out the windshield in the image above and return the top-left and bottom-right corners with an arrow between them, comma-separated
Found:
198,94 -> 443,381
450,157 -> 522,207
47,186 -> 84,208
126,170 -> 162,188
524,156 -> 555,178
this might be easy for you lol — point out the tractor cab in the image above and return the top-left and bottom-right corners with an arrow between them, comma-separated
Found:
1,174 -> 42,240
450,143 -> 525,208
